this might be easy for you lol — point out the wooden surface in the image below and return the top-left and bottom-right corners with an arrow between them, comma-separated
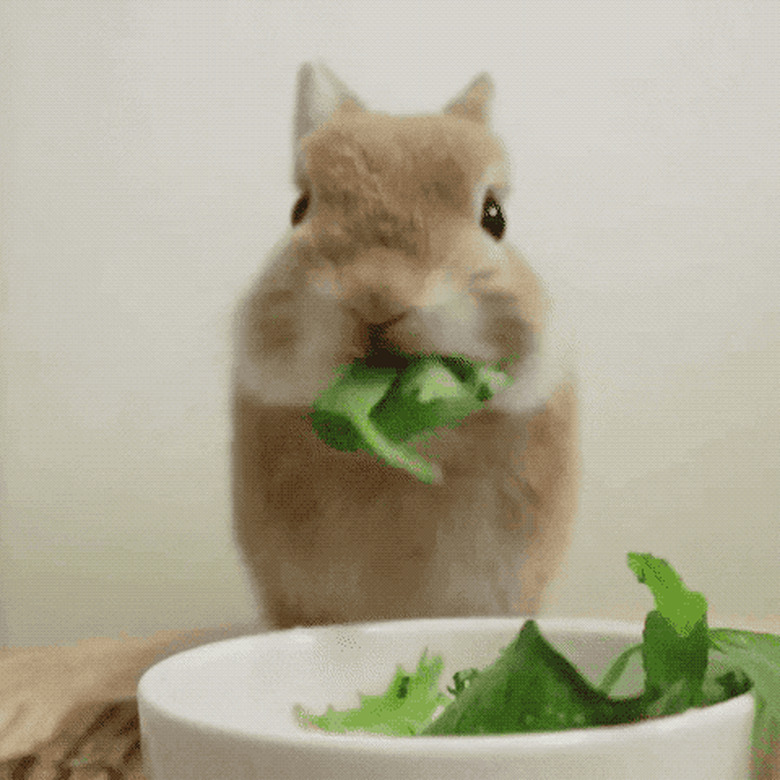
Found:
0,699 -> 146,780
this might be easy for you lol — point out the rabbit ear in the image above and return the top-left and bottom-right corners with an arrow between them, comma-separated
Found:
293,61 -> 365,184
443,73 -> 494,125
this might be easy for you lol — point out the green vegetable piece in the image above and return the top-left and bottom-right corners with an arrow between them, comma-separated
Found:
310,355 -> 513,484
421,620 -> 643,735
295,651 -> 450,737
310,362 -> 397,452
446,667 -> 481,698
295,552 -> 780,749
699,656 -> 752,706
628,552 -> 710,714
640,610 -> 710,713
709,628 -> 780,772
709,629 -> 780,715
370,356 -> 503,442
597,642 -> 643,695
627,552 -> 708,637
310,360 -> 438,483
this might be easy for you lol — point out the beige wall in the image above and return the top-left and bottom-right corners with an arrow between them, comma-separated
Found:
1,1 -> 778,645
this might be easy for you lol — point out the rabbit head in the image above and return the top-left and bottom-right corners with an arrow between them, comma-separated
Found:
235,62 -> 572,412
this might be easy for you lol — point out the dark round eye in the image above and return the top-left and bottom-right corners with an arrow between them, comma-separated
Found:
291,192 -> 310,225
481,195 -> 505,240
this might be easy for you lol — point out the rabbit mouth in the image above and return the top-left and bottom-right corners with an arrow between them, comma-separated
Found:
362,318 -> 413,370
359,312 -> 484,371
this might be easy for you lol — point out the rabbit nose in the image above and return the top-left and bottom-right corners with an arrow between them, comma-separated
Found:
347,289 -> 408,325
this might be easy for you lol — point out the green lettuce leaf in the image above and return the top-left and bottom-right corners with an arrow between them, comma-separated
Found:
310,355 -> 513,484
709,628 -> 780,773
421,620 -> 643,735
296,551 -> 777,759
627,552 -> 710,714
296,651 -> 450,736
627,552 -> 708,638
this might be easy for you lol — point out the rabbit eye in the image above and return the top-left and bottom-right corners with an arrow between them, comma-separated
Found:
481,195 -> 505,240
291,192 -> 310,226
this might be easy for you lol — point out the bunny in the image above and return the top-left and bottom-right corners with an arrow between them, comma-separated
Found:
0,62 -> 579,763
232,61 -> 580,629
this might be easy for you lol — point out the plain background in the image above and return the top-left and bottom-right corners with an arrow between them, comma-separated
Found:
1,0 -> 778,646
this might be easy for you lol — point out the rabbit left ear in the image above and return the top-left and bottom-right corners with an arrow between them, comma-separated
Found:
293,61 -> 365,182
443,73 -> 494,125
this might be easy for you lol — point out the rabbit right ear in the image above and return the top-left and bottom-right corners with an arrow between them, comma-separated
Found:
293,61 -> 365,186
444,73 -> 494,125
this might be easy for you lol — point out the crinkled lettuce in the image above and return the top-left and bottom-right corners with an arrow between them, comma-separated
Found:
297,553 -> 775,767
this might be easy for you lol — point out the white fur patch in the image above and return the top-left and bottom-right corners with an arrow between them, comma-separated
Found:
233,332 -> 343,406
489,301 -> 577,414
233,247 -> 353,406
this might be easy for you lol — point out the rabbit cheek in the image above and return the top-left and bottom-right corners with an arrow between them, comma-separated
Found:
476,293 -> 536,369
235,285 -> 361,406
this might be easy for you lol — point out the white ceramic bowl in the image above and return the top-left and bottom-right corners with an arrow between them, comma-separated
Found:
138,617 -> 755,780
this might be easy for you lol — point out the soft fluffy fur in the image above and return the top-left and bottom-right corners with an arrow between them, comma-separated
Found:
233,62 -> 580,628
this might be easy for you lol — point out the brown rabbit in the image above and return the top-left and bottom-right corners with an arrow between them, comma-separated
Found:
0,62 -> 579,764
232,61 -> 580,629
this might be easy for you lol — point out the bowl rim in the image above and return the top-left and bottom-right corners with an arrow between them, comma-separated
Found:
138,615 -> 756,756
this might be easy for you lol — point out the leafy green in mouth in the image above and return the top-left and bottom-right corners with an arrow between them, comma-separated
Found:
309,353 -> 513,484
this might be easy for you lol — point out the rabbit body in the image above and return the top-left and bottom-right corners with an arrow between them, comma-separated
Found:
232,63 -> 579,629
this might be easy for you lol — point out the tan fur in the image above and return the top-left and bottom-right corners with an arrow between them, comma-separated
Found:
233,384 -> 578,628
233,64 -> 580,628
